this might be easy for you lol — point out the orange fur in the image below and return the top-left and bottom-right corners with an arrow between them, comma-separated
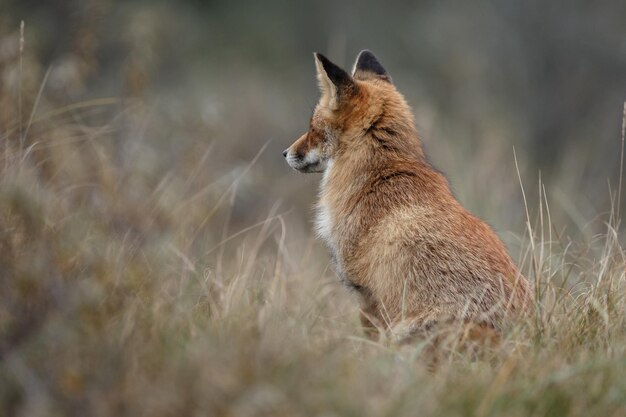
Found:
284,51 -> 532,341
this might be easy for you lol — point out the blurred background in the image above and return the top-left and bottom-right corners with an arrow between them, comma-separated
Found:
1,1 -> 626,414
1,0 -> 625,241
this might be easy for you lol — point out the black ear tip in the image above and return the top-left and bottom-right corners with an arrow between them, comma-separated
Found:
356,50 -> 380,67
354,49 -> 389,80
357,49 -> 376,59
314,52 -> 330,65
313,52 -> 352,88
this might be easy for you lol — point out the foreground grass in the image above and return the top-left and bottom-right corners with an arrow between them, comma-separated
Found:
1,101 -> 626,417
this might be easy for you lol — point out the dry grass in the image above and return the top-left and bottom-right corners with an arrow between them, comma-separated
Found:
1,51 -> 626,417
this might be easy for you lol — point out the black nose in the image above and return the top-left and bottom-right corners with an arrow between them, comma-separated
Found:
282,149 -> 288,158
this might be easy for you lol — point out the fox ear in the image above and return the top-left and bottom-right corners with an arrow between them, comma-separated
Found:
352,50 -> 391,83
314,53 -> 354,110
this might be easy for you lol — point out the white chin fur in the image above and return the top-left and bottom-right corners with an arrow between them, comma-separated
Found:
287,150 -> 327,173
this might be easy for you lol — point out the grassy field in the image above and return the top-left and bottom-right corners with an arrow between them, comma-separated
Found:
1,16 -> 626,414
1,91 -> 625,417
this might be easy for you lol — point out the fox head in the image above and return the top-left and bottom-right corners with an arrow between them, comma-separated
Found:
283,50 -> 419,173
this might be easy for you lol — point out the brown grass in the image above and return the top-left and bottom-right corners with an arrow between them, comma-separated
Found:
1,39 -> 626,416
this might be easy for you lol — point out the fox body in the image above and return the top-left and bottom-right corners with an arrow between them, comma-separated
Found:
284,51 -> 532,340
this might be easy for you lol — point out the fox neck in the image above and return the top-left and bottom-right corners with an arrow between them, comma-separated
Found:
315,128 -> 443,270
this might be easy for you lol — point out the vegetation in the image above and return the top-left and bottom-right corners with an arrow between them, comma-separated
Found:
1,3 -> 626,416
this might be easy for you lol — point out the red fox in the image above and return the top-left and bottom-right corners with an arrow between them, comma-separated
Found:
283,50 -> 532,341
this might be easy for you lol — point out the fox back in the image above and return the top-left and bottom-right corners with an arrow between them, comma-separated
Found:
284,50 -> 532,341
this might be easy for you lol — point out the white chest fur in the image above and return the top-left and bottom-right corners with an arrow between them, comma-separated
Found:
314,161 -> 334,246
315,202 -> 333,243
